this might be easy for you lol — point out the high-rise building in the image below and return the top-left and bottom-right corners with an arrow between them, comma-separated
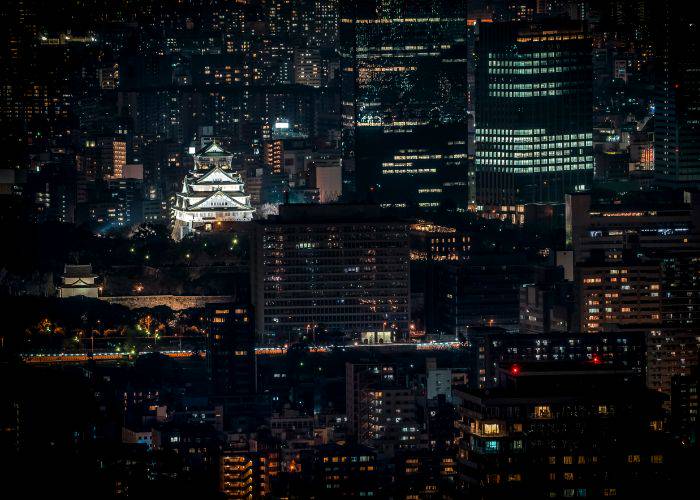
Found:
566,191 -> 700,263
671,367 -> 700,446
474,20 -> 593,211
252,203 -> 410,343
205,303 -> 257,401
653,1 -> 700,189
462,328 -> 646,390
340,0 -> 469,211
345,362 -> 424,457
431,255 -> 551,335
346,362 -> 397,438
566,191 -> 700,401
205,303 -> 257,427
454,362 -> 672,497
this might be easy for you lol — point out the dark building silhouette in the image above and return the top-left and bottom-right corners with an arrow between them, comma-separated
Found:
653,1 -> 700,189
455,362 -> 673,498
205,303 -> 257,403
340,0 -> 469,211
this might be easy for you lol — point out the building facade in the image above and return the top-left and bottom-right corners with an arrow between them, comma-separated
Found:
474,21 -> 593,209
172,142 -> 254,240
252,204 -> 410,343
340,0 -> 469,211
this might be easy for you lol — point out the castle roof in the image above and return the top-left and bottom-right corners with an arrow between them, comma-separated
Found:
195,141 -> 231,158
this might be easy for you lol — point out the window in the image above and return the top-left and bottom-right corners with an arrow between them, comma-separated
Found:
563,472 -> 574,481
534,405 -> 552,418
485,440 -> 499,453
563,456 -> 573,465
627,455 -> 640,464
651,455 -> 663,464
650,420 -> 664,432
484,423 -> 501,435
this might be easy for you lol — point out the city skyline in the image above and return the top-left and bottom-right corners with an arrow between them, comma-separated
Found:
1,1 -> 699,498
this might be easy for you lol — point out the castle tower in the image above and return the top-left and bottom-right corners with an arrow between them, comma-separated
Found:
172,142 -> 254,240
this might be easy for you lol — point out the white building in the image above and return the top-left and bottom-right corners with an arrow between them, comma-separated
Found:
58,264 -> 99,298
172,142 -> 254,240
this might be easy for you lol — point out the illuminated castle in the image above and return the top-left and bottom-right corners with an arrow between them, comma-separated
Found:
172,142 -> 254,241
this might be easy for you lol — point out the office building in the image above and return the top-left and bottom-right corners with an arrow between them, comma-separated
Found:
474,21 -> 593,210
566,191 -> 700,400
671,368 -> 700,446
205,303 -> 257,401
431,255 -> 550,335
653,1 -> 700,189
565,191 -> 700,263
340,0 -> 469,210
252,204 -> 410,343
463,328 -> 645,390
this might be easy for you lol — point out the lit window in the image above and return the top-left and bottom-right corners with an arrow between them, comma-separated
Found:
534,405 -> 552,418
485,440 -> 499,453
483,423 -> 501,435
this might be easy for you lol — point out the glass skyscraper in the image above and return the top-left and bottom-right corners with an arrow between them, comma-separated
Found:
474,20 -> 593,210
340,0 -> 469,212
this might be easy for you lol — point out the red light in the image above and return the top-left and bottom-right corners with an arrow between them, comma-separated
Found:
592,354 -> 602,365
510,364 -> 521,375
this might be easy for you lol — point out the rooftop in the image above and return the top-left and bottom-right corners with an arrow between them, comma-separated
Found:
62,264 -> 96,278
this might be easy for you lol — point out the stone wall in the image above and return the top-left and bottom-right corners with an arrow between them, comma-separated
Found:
101,295 -> 234,311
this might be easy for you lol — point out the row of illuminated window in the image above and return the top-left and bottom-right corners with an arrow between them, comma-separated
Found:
382,168 -> 437,175
489,81 -> 577,90
489,89 -> 573,97
477,130 -> 592,140
479,149 -> 588,159
476,140 -> 591,149
478,154 -> 590,162
475,157 -> 593,165
489,51 -> 566,62
488,66 -> 585,75
473,165 -> 592,174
